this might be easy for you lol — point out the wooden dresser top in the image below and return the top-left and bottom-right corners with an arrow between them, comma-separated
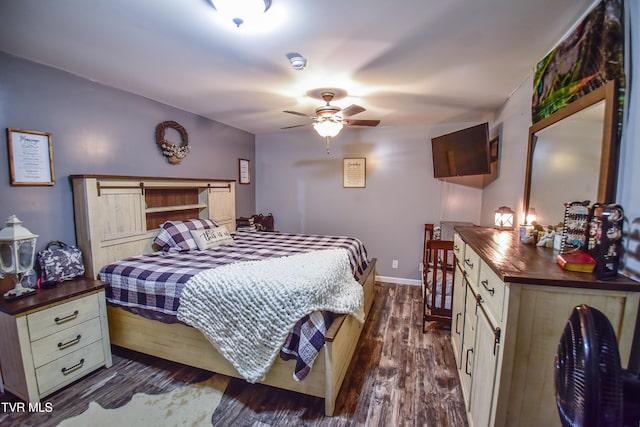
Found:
455,226 -> 640,292
0,278 -> 108,316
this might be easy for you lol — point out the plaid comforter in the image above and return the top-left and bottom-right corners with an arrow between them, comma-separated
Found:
100,231 -> 369,380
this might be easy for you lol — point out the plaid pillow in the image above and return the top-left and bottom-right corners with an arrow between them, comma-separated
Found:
153,219 -> 219,252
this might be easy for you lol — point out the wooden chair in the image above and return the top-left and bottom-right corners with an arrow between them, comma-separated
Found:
422,224 -> 455,331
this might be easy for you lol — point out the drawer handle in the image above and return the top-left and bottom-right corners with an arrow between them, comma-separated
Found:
455,313 -> 461,335
454,244 -> 460,251
61,358 -> 85,376
481,279 -> 495,296
464,258 -> 474,268
55,310 -> 79,325
465,348 -> 474,376
493,327 -> 502,356
58,335 -> 82,350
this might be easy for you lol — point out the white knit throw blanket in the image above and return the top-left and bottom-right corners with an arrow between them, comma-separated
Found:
176,248 -> 364,383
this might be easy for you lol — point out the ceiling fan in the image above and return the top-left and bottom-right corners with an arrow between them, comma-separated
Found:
282,91 -> 380,153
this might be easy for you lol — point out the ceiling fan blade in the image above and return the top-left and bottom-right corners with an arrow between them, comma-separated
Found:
283,110 -> 310,117
345,119 -> 380,127
281,124 -> 308,129
341,104 -> 366,117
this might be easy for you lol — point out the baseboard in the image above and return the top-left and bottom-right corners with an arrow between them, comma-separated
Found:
375,275 -> 421,286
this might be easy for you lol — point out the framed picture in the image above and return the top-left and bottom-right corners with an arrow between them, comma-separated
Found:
239,158 -> 250,184
489,135 -> 499,162
343,158 -> 366,188
6,128 -> 55,186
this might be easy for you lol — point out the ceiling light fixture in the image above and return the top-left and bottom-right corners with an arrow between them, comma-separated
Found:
313,117 -> 343,154
210,0 -> 272,27
313,118 -> 343,138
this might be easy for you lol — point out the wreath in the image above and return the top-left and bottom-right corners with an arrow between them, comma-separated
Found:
156,121 -> 190,164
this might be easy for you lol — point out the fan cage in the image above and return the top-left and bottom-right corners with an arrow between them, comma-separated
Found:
555,304 -> 623,427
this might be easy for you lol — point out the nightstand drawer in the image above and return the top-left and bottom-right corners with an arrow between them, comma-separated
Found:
27,293 -> 99,341
35,340 -> 105,397
30,317 -> 103,368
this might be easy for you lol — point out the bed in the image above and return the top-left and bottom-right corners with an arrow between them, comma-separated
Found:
421,223 -> 455,330
70,175 -> 376,416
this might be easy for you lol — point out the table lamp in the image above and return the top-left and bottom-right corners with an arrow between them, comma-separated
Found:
0,215 -> 38,300
494,206 -> 515,230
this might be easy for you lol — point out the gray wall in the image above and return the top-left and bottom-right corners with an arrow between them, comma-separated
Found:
0,52 -> 255,252
255,124 -> 488,280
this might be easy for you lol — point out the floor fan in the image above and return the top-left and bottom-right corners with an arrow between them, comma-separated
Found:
555,304 -> 640,427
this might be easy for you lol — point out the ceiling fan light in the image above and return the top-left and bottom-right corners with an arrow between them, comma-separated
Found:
211,0 -> 272,27
313,120 -> 343,138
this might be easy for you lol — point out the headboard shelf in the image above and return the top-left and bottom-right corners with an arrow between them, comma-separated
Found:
145,204 -> 207,213
71,175 -> 236,279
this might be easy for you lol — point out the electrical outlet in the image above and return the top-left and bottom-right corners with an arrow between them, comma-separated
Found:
392,259 -> 398,269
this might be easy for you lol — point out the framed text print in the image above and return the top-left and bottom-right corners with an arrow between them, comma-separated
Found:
239,158 -> 250,184
343,158 -> 366,188
6,128 -> 55,186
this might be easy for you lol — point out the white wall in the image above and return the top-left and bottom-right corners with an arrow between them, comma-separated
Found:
619,0 -> 640,282
479,75 -> 533,227
256,124 -> 487,281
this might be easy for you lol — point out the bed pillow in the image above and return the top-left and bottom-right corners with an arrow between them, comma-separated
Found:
153,219 -> 219,252
190,226 -> 235,250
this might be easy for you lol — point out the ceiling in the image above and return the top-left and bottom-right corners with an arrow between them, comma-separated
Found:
0,0 -> 595,135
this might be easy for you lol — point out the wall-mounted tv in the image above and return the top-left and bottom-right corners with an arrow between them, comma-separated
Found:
431,123 -> 491,178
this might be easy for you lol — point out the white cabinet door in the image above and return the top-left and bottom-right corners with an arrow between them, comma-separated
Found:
469,307 -> 500,427
460,283 -> 477,405
451,264 -> 466,369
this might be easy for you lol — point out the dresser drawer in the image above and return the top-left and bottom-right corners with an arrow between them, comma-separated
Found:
27,293 -> 99,341
30,317 -> 103,368
35,340 -> 105,397
462,245 -> 481,288
478,263 -> 505,323
453,233 -> 465,264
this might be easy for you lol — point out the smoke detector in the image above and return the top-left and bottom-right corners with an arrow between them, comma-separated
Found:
286,52 -> 307,70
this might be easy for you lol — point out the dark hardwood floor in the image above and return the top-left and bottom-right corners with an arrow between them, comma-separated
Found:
0,282 -> 468,426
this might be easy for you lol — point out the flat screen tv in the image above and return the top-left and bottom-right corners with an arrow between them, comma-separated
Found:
431,123 -> 491,178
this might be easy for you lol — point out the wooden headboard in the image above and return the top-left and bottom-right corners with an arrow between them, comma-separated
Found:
70,175 -> 236,279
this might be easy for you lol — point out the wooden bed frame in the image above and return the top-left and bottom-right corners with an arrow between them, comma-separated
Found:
70,175 -> 376,416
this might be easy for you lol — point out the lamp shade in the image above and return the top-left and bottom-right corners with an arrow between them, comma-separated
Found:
494,206 -> 515,230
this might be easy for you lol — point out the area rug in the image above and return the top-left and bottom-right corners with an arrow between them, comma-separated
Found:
57,375 -> 229,427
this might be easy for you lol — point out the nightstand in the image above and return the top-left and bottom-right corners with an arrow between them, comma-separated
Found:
0,279 -> 112,402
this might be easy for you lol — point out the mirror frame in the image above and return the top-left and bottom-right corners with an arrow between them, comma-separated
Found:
523,79 -> 619,222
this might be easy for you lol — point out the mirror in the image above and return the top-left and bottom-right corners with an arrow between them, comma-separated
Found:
523,79 -> 619,227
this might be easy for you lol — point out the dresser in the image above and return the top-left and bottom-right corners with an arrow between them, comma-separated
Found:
0,279 -> 112,402
451,227 -> 640,427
